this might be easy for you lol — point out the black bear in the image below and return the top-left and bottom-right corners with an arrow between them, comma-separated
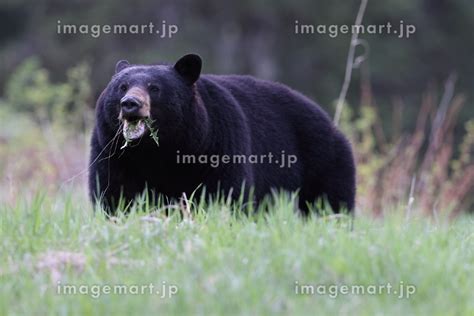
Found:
89,54 -> 356,215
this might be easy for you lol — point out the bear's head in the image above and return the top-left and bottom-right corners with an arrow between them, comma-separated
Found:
97,54 -> 202,145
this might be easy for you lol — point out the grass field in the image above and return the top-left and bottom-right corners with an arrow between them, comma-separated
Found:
1,190 -> 473,315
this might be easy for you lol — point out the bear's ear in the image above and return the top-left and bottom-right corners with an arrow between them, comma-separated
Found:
115,60 -> 130,73
174,54 -> 202,85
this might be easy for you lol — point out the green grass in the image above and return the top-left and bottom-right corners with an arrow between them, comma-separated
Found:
1,190 -> 473,315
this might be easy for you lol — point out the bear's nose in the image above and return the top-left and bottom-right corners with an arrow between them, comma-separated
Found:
120,96 -> 143,117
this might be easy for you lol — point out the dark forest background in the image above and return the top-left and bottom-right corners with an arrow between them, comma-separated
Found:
2,0 -> 473,119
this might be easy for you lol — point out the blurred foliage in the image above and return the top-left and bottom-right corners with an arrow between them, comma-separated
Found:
3,58 -> 92,128
451,120 -> 474,176
339,104 -> 384,201
339,94 -> 474,215
0,60 -> 91,199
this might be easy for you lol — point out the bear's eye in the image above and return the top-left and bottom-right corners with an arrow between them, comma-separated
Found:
148,84 -> 159,93
119,84 -> 128,92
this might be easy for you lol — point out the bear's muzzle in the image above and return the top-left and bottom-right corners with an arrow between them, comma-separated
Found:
119,86 -> 151,141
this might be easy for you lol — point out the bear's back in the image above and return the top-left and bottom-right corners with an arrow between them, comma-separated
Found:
200,74 -> 331,124
198,74 -> 334,149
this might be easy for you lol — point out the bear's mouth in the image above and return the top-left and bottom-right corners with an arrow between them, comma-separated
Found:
122,118 -> 147,141
119,86 -> 152,142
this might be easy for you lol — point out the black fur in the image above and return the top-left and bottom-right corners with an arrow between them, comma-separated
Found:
89,54 -> 356,214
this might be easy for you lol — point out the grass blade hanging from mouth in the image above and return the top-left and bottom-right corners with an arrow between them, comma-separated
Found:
145,118 -> 160,147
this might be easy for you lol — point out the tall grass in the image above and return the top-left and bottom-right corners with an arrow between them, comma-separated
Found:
1,191 -> 473,315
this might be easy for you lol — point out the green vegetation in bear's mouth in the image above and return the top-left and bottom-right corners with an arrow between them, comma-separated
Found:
144,118 -> 160,147
121,118 -> 159,149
